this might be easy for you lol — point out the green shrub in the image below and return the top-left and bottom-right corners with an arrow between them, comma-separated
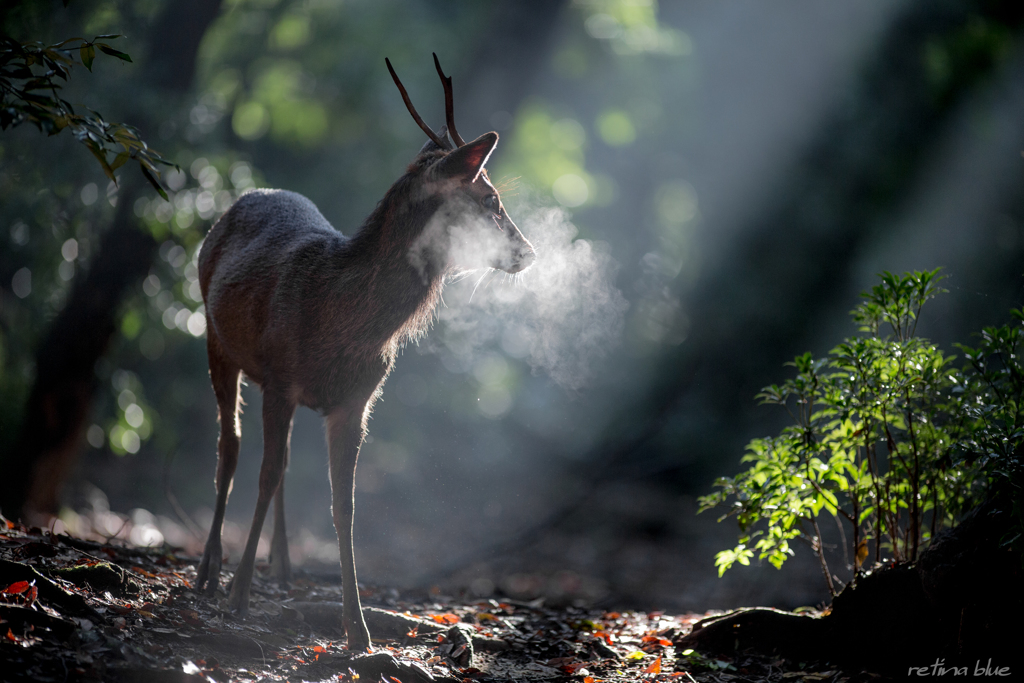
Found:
699,269 -> 1023,595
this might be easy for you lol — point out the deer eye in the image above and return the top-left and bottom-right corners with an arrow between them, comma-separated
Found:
481,194 -> 499,212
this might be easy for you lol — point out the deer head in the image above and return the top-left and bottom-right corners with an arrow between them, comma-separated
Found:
387,54 -> 535,279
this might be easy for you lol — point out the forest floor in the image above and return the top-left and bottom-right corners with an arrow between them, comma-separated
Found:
0,516 -> 881,683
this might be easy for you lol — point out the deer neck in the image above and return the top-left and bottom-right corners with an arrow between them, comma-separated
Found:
343,190 -> 448,350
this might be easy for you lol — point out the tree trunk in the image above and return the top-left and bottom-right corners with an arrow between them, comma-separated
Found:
0,0 -> 224,522
3,184 -> 150,522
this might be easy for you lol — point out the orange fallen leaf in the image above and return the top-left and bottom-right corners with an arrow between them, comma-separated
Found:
552,659 -> 588,674
313,645 -> 327,653
406,626 -> 418,638
3,581 -> 30,595
5,628 -> 16,642
429,613 -> 460,624
641,635 -> 672,647
643,656 -> 662,674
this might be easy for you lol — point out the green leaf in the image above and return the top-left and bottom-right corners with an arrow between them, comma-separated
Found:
80,44 -> 95,71
96,44 -> 132,62
110,151 -> 130,171
89,146 -> 115,182
140,162 -> 169,201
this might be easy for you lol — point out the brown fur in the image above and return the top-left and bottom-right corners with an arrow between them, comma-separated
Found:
194,130 -> 534,651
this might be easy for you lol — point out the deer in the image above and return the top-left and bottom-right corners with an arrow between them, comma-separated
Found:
193,54 -> 534,650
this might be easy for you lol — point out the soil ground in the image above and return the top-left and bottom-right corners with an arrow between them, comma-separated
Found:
0,515 -> 883,683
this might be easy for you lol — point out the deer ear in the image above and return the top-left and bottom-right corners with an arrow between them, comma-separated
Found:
436,132 -> 498,182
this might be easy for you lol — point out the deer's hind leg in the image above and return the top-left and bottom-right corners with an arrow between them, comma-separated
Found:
227,386 -> 295,613
269,465 -> 291,584
196,332 -> 242,595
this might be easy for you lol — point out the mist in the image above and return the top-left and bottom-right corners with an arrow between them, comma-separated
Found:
428,199 -> 629,392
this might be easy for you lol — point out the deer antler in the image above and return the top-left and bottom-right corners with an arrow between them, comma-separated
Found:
385,57 -> 449,150
433,53 -> 466,148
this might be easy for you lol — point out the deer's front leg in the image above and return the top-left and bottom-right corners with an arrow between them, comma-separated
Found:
227,388 -> 295,614
326,404 -> 372,651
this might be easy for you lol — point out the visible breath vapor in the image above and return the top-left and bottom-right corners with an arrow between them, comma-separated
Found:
428,202 -> 629,391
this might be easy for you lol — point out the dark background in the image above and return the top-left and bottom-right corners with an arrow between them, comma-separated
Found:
2,0 -> 1023,614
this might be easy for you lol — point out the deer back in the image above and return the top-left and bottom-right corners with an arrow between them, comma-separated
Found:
199,187 -> 444,409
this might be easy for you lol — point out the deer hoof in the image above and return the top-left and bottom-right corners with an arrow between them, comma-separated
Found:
346,626 -> 372,652
226,584 -> 250,615
196,539 -> 223,594
195,557 -> 220,595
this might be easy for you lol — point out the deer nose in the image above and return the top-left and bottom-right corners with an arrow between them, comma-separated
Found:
506,243 -> 536,274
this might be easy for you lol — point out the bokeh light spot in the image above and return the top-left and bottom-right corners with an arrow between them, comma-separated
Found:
552,174 -> 589,207
233,101 -> 271,140
551,118 -> 586,150
125,403 -> 144,429
11,268 -> 31,299
270,14 -> 311,50
596,109 -> 636,146
80,183 -> 98,206
478,386 -> 513,419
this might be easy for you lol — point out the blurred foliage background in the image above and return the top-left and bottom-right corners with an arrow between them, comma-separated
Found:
1,0 -> 1024,613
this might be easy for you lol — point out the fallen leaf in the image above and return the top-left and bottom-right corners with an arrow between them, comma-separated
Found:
641,635 -> 672,647
626,651 -> 645,660
180,610 -> 203,626
2,581 -> 30,595
429,613 -> 460,624
643,656 -> 662,674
